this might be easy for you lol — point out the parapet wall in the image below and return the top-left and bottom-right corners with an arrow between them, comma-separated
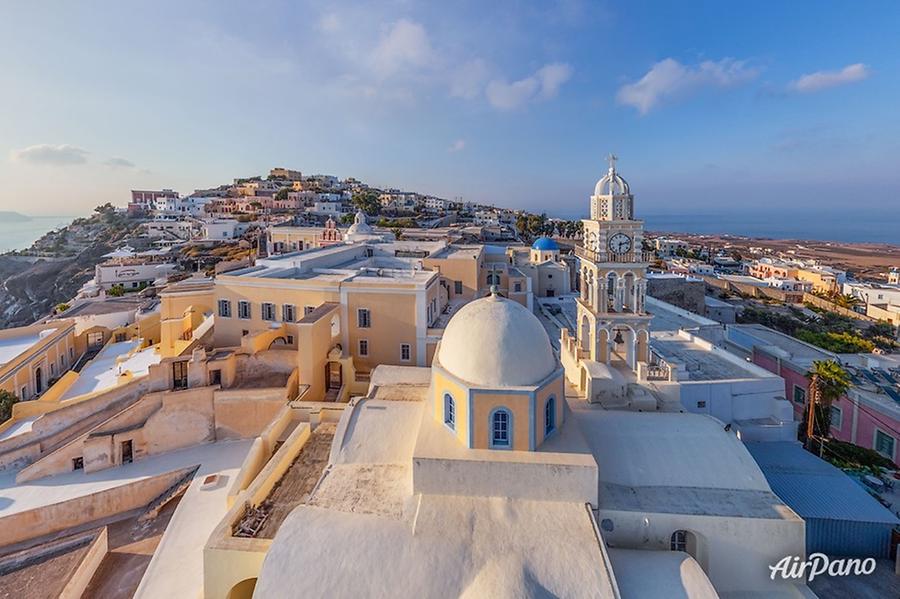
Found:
0,467 -> 193,547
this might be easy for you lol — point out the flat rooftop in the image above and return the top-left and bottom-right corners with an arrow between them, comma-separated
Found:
568,406 -> 798,521
652,331 -> 765,381
0,330 -> 55,367
727,323 -> 834,368
61,341 -> 160,400
59,296 -> 151,317
646,296 -> 719,332
427,244 -> 482,260
229,242 -> 440,285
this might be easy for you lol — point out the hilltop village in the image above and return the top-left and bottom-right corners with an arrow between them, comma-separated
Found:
0,159 -> 898,598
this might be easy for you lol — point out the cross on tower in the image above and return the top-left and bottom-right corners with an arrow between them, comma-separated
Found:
606,153 -> 618,173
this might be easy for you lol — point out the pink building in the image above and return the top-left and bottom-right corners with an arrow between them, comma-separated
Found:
728,323 -> 900,464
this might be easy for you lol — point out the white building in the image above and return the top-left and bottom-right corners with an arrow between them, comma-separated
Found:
654,237 -> 690,257
142,219 -> 196,240
307,201 -> 352,218
202,219 -> 253,240
843,281 -> 900,308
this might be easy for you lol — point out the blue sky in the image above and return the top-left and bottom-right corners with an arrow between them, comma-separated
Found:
1,1 -> 898,220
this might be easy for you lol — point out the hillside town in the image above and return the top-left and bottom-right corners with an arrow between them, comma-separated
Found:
0,159 -> 898,598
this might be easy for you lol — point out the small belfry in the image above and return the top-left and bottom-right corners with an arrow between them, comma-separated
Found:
576,154 -> 652,370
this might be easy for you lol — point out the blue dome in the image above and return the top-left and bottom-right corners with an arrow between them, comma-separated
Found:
531,236 -> 559,251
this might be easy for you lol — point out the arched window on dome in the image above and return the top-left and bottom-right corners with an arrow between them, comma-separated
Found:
545,396 -> 556,436
486,273 -> 501,286
490,408 -> 512,449
443,393 -> 455,431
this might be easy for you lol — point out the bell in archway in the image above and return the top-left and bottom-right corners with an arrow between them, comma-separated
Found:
613,330 -> 624,344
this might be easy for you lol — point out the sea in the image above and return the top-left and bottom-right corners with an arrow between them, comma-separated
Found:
641,212 -> 898,244
0,215 -> 76,253
0,211 -> 895,252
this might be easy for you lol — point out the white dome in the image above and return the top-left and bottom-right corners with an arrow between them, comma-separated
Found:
594,168 -> 630,196
437,293 -> 557,387
346,210 -> 374,236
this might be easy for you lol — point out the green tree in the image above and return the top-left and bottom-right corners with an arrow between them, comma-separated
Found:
108,284 -> 125,297
351,190 -> 381,215
274,188 -> 289,201
0,389 -> 19,424
56,303 -> 70,313
804,360 -> 851,443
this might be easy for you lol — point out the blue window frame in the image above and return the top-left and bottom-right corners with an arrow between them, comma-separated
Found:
545,396 -> 556,436
444,393 -> 455,430
490,408 -> 512,449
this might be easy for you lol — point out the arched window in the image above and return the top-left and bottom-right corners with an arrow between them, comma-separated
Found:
490,408 -> 511,449
443,393 -> 455,430
545,396 -> 556,436
670,530 -> 688,552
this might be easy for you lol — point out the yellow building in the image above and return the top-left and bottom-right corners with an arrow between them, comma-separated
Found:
213,241 -> 445,373
0,320 -> 77,400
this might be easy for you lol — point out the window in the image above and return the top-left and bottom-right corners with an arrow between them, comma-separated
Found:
282,304 -> 296,322
454,281 -> 463,294
875,430 -> 895,460
115,333 -> 127,343
545,396 -> 556,436
357,308 -> 371,328
238,300 -> 251,319
50,363 -> 57,376
831,405 -> 843,430
20,386 -> 27,399
671,530 -> 688,552
514,282 -> 522,293
400,343 -> 411,362
444,393 -> 455,430
491,409 -> 511,448
72,457 -> 84,471
358,339 -> 369,356
286,335 -> 294,345
261,302 -> 276,321
304,305 -> 316,316
792,385 -> 806,404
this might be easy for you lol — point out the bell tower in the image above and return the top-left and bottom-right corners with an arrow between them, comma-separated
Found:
576,155 -> 652,371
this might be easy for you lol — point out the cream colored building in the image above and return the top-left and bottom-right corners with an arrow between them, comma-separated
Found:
0,320 -> 77,400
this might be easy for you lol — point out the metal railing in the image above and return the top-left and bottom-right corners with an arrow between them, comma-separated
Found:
575,246 -> 654,264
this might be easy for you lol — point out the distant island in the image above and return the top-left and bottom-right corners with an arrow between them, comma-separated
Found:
0,211 -> 31,222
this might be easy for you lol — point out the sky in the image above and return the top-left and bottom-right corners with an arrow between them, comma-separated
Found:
1,1 -> 899,222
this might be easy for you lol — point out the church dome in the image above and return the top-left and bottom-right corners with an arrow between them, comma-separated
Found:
438,293 -> 557,387
346,210 -> 373,236
531,236 -> 559,251
594,168 -> 630,196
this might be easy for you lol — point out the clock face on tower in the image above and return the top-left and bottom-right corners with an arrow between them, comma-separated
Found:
608,233 -> 632,254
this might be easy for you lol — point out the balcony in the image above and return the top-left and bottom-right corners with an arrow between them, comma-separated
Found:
575,246 -> 654,264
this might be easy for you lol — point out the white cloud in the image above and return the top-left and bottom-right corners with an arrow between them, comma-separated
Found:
104,157 -> 136,168
788,63 -> 870,93
448,139 -> 466,152
370,19 -> 434,78
10,144 -> 89,165
450,59 -> 490,99
617,58 -> 759,114
317,13 -> 341,33
536,63 -> 573,99
486,62 -> 573,110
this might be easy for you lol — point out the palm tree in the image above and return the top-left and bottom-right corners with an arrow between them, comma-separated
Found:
804,359 -> 851,449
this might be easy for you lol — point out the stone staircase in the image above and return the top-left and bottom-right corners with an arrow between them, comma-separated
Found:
138,466 -> 199,523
